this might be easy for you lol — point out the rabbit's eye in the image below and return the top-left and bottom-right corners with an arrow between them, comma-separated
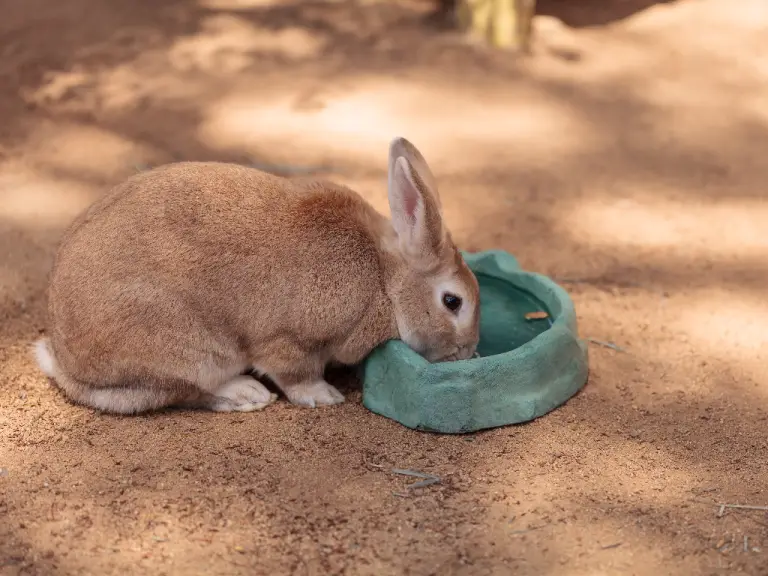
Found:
442,293 -> 462,313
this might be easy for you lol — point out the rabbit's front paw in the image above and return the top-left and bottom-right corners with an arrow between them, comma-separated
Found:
284,380 -> 345,408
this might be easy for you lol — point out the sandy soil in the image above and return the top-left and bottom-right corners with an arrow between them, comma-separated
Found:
2,0 -> 768,574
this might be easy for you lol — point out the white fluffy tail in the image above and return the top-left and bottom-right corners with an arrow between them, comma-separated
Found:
34,338 -> 58,378
32,337 -> 185,414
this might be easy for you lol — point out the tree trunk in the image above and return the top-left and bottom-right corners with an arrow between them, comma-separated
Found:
456,0 -> 536,52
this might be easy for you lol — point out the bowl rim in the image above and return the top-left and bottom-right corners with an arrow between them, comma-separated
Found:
370,249 -> 583,374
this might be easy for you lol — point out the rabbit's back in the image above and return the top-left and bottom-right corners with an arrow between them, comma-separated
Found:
48,162 -> 395,383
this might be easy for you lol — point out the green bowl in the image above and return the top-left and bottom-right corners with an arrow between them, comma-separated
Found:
360,250 -> 589,433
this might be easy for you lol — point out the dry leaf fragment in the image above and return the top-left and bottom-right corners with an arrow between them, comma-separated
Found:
524,311 -> 549,320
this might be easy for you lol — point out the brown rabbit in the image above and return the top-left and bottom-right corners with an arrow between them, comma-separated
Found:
33,137 -> 480,414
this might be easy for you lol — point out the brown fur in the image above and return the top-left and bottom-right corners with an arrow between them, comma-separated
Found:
34,138 -> 480,414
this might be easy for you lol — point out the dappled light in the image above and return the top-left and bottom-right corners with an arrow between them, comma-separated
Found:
564,198 -> 768,256
169,13 -> 323,71
199,78 -> 593,168
675,292 -> 768,395
0,169 -> 95,227
1,0 -> 768,574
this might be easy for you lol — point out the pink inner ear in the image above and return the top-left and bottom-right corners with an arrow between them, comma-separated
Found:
396,156 -> 420,222
403,184 -> 418,221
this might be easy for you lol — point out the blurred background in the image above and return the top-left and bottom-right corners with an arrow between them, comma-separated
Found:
2,0 -> 768,574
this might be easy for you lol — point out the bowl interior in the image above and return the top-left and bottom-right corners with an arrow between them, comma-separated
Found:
476,272 -> 552,357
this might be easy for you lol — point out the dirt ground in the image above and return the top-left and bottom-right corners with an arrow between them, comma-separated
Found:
2,0 -> 768,574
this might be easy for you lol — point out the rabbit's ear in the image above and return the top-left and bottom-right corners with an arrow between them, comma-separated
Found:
387,138 -> 445,259
388,137 -> 441,207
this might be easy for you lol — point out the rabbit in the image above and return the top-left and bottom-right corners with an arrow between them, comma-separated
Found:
33,137 -> 481,414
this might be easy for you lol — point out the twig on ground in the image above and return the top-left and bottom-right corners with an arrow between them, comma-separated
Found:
601,542 -> 622,550
391,469 -> 438,479
716,503 -> 768,517
390,468 -> 441,490
367,466 -> 443,494
408,477 -> 441,489
587,339 -> 628,353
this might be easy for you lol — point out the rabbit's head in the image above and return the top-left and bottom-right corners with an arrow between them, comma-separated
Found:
384,138 -> 480,362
